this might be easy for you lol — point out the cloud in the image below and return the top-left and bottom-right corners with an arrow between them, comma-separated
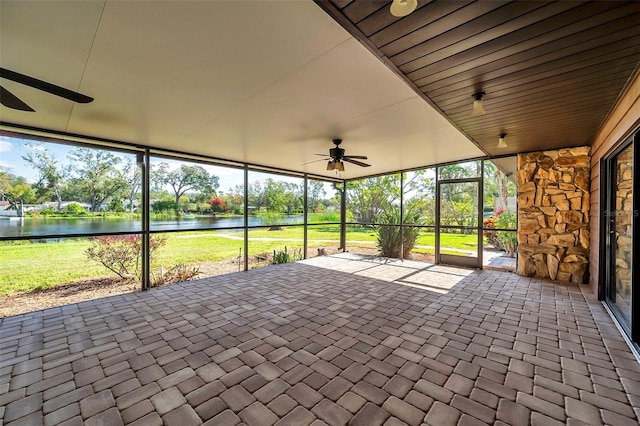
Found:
0,160 -> 14,171
0,139 -> 13,152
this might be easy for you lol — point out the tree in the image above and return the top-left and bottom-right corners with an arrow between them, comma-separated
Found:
438,162 -> 481,180
68,148 -> 127,212
346,175 -> 400,223
307,181 -> 326,213
22,143 -> 66,209
483,161 -> 517,213
152,200 -> 178,213
437,164 -> 479,229
220,187 -> 244,215
403,170 -> 436,226
210,196 -> 227,213
0,169 -> 36,208
153,163 -> 219,207
248,179 -> 303,214
122,160 -> 141,213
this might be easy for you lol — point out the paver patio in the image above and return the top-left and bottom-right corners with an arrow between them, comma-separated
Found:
1,253 -> 639,425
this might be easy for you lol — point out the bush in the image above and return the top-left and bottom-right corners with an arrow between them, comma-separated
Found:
272,246 -> 303,264
210,197 -> 228,213
152,200 -> 178,213
376,210 -> 421,259
64,203 -> 87,215
85,234 -> 167,281
151,264 -> 201,287
257,209 -> 285,230
495,211 -> 517,257
108,200 -> 125,213
483,217 -> 500,248
309,211 -> 340,223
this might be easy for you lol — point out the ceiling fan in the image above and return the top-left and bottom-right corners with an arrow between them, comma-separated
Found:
310,139 -> 371,171
0,67 -> 94,112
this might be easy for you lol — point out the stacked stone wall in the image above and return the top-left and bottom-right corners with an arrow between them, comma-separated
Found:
517,147 -> 591,283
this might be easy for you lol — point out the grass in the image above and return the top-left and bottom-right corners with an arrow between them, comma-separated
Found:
0,239 -> 107,295
0,225 -> 480,296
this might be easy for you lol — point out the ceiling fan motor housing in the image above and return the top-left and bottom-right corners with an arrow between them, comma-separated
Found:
330,147 -> 345,159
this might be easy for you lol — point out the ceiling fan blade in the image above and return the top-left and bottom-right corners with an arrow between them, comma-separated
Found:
0,68 -> 93,104
0,85 -> 35,111
343,158 -> 371,167
343,155 -> 368,160
302,158 -> 330,165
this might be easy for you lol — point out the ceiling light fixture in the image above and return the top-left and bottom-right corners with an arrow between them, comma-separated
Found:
390,0 -> 417,17
497,133 -> 507,148
335,161 -> 345,172
326,160 -> 335,171
471,92 -> 486,116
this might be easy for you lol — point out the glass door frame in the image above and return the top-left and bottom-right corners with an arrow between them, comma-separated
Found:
602,130 -> 639,344
435,177 -> 483,268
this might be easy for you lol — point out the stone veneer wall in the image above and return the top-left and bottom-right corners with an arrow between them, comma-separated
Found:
517,147 -> 591,283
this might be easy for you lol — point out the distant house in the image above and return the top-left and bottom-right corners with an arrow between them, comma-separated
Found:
494,196 -> 516,213
39,201 -> 93,211
0,200 -> 21,217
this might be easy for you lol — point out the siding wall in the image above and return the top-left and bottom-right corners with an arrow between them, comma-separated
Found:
589,69 -> 640,296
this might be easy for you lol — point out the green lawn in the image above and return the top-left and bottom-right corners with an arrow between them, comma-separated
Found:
0,225 -> 480,296
0,240 -> 106,294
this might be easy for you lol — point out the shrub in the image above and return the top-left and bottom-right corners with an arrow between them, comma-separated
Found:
483,217 -> 500,248
495,211 -> 517,257
108,200 -> 125,213
376,210 -> 421,259
64,203 -> 87,215
310,211 -> 340,223
257,209 -> 285,230
152,200 -> 178,213
151,263 -> 201,287
210,197 -> 228,213
272,246 -> 303,264
85,234 -> 167,281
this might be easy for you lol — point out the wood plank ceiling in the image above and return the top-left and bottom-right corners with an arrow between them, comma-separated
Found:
315,0 -> 640,157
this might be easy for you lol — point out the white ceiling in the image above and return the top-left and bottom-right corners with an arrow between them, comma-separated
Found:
0,0 -> 484,179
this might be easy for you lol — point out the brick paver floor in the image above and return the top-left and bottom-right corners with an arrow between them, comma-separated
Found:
1,253 -> 639,425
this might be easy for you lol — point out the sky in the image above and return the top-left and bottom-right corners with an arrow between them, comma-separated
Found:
0,134 -> 337,198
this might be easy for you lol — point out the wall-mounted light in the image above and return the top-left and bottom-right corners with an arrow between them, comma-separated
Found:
497,133 -> 507,148
471,92 -> 486,116
390,0 -> 417,17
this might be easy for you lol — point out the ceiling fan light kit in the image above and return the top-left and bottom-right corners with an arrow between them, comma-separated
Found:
326,160 -> 345,172
497,133 -> 507,148
390,0 -> 418,17
471,91 -> 486,116
315,138 -> 371,172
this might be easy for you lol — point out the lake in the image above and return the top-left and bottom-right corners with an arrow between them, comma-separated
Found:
0,215 -> 305,238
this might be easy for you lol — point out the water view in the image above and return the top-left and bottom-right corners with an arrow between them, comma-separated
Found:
0,215 -> 307,238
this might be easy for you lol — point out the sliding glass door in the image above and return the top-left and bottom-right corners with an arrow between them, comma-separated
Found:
604,131 -> 638,344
